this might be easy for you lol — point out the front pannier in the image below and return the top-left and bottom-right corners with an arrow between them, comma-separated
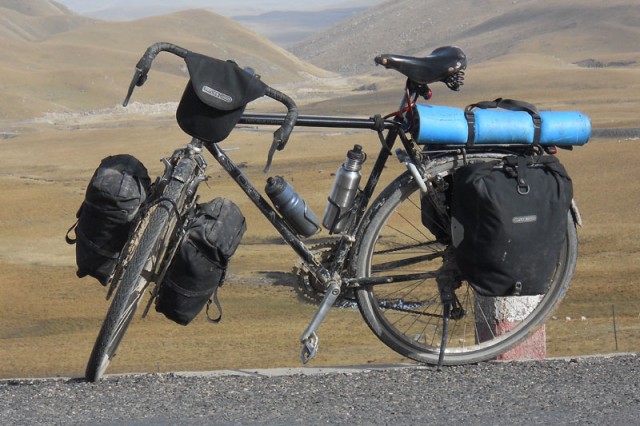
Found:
68,154 -> 151,285
450,154 -> 573,297
155,198 -> 246,325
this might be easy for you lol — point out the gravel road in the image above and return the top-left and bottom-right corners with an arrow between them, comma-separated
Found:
2,354 -> 639,425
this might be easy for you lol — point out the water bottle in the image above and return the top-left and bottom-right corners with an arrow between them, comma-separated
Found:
265,176 -> 320,238
322,144 -> 366,234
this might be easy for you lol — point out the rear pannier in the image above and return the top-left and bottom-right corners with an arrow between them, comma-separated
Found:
155,198 -> 247,325
450,154 -> 573,297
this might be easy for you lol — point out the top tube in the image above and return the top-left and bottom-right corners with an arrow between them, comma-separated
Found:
239,113 -> 398,131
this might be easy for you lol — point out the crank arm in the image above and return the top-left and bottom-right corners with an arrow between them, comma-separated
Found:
300,281 -> 341,364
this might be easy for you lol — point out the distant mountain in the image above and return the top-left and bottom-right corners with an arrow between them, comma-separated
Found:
0,0 -> 93,40
0,0 -> 70,16
52,1 -> 386,46
233,8 -> 367,46
290,0 -> 640,74
54,1 -> 385,21
55,0 -> 243,17
0,4 -> 330,119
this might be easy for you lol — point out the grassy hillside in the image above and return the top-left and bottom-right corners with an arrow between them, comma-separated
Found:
290,0 -> 640,73
0,0 -> 92,40
233,8 -> 367,46
0,5 -> 331,119
287,0 -> 640,130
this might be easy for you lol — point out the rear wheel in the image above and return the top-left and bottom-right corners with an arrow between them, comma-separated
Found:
354,153 -> 578,365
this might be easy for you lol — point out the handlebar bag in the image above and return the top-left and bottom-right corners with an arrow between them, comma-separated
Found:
67,154 -> 151,285
176,52 -> 268,143
156,198 -> 247,325
450,154 -> 573,297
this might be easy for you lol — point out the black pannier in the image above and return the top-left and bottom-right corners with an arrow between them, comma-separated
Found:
155,198 -> 247,325
68,154 -> 151,285
450,154 -> 573,297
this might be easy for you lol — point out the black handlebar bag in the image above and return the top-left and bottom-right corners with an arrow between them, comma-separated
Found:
450,154 -> 573,297
176,52 -> 268,143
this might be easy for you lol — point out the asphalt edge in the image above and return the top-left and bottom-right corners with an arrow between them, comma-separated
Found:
1,352 -> 637,384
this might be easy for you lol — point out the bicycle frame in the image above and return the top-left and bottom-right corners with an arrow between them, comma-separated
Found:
204,114 -> 401,282
199,111 -> 425,360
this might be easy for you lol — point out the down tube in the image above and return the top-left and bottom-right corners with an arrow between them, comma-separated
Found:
203,141 -> 332,284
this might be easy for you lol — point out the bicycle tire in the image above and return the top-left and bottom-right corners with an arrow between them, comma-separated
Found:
353,152 -> 578,365
85,153 -> 201,382
85,203 -> 173,382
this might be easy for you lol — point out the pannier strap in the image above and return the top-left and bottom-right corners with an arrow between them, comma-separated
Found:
464,98 -> 542,147
206,286 -> 223,323
206,268 -> 228,323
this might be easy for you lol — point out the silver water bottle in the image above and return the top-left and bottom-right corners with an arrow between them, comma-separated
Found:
323,144 -> 366,234
265,176 -> 320,238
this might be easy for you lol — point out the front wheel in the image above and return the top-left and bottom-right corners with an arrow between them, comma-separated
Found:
353,153 -> 578,365
85,203 -> 174,382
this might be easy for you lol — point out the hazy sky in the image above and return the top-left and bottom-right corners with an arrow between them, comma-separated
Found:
56,0 -> 385,16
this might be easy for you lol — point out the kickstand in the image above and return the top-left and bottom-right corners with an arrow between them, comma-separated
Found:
437,302 -> 451,371
436,247 -> 459,371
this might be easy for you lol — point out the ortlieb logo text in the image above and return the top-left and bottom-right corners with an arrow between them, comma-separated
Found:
202,85 -> 233,103
512,215 -> 537,224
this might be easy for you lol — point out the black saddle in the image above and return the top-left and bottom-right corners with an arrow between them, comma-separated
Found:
375,46 -> 466,90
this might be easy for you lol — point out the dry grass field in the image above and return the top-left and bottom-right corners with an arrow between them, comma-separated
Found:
0,0 -> 639,379
1,96 -> 639,379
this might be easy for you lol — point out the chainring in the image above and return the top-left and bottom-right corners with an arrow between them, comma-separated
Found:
292,239 -> 356,307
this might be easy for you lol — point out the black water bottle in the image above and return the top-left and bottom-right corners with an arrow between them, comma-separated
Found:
265,176 -> 320,238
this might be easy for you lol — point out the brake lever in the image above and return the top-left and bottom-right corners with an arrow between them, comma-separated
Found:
263,131 -> 286,173
122,67 -> 148,107
263,139 -> 278,173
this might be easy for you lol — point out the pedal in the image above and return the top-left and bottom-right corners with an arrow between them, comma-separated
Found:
299,281 -> 341,364
301,332 -> 319,364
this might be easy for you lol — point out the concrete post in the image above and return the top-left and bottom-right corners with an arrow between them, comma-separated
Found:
475,295 -> 546,360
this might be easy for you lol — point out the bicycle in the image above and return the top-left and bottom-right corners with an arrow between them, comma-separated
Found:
84,41 -> 581,382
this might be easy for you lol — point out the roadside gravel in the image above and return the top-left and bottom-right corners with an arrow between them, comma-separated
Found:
2,354 -> 639,425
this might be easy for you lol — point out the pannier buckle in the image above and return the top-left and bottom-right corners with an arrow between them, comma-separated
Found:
517,179 -> 530,195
